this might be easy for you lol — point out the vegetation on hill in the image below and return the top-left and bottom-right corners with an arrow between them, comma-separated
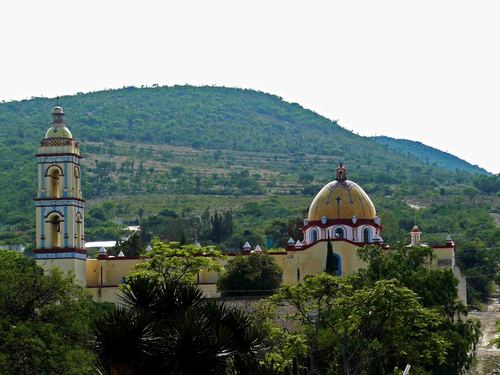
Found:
372,135 -> 490,175
0,85 -> 498,304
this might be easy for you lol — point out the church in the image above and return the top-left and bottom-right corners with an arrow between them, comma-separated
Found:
33,105 -> 465,303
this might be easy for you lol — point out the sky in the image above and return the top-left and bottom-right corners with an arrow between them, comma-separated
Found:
0,1 -> 498,173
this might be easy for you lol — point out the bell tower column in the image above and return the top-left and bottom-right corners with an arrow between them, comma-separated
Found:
34,104 -> 86,286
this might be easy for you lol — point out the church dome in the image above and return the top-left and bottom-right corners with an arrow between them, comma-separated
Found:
307,164 -> 376,221
45,126 -> 73,138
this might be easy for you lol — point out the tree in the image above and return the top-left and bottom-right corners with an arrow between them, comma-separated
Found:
325,235 -> 336,274
272,274 -> 461,375
357,244 -> 481,374
115,232 -> 144,257
132,239 -> 224,284
0,250 -> 95,375
217,254 -> 282,297
93,276 -> 267,374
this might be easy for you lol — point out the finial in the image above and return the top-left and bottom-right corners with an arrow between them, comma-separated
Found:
56,96 -> 60,106
336,163 -> 346,181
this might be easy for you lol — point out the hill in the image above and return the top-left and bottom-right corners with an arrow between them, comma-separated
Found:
0,85 -> 498,304
372,136 -> 490,175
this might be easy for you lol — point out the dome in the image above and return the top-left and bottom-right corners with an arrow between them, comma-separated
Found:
51,106 -> 64,115
307,164 -> 376,221
45,126 -> 73,138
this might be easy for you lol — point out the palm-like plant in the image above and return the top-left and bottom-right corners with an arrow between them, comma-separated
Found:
92,307 -> 161,375
93,279 -> 267,375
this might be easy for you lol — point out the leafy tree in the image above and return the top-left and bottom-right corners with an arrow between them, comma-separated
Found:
217,254 -> 282,296
0,250 -> 95,375
132,239 -> 224,284
114,232 -> 144,257
273,274 -> 451,375
264,218 -> 303,248
357,244 -> 481,373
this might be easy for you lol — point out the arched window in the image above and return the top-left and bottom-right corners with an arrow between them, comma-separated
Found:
334,227 -> 345,239
363,227 -> 372,243
310,228 -> 318,243
49,168 -> 61,198
332,254 -> 341,275
74,166 -> 81,198
76,213 -> 82,248
49,215 -> 62,248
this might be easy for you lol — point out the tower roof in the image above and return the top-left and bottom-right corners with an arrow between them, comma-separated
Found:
45,104 -> 73,139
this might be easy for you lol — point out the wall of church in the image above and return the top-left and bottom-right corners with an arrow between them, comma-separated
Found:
37,258 -> 87,286
86,258 -> 147,287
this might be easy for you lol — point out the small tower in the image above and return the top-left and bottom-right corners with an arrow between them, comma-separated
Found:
34,104 -> 86,285
336,163 -> 347,181
410,225 -> 421,246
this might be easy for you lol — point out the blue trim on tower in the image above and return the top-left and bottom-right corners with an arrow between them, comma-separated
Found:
63,162 -> 68,197
41,207 -> 45,248
34,252 -> 86,260
41,160 -> 45,197
64,206 -> 68,247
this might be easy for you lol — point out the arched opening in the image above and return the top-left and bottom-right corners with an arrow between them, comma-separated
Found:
310,228 -> 318,243
47,167 -> 62,198
49,215 -> 62,248
74,166 -> 80,197
334,227 -> 345,239
76,213 -> 82,248
332,254 -> 341,275
363,227 -> 372,243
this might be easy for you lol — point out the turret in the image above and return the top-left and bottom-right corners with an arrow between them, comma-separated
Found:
410,225 -> 421,246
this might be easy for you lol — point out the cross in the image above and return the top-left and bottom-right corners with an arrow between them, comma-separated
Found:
335,195 -> 341,218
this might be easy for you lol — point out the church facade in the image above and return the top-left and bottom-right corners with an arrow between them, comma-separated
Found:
34,106 -> 464,304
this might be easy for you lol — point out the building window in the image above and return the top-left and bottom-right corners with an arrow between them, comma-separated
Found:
48,167 -> 61,198
49,215 -> 62,248
332,254 -> 341,275
310,228 -> 318,243
334,227 -> 345,239
363,227 -> 372,243
76,213 -> 82,248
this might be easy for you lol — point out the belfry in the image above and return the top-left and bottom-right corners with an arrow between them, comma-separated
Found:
34,105 -> 86,285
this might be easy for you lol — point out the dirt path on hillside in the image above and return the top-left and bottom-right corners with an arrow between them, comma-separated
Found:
468,288 -> 500,374
491,213 -> 500,228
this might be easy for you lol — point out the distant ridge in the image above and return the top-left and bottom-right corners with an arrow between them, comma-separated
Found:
372,136 -> 490,175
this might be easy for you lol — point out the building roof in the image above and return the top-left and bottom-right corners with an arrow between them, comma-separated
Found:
45,105 -> 72,138
307,176 -> 376,221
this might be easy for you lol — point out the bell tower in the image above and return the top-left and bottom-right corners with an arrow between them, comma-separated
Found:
33,104 -> 86,285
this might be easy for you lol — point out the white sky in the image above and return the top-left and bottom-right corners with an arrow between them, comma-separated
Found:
0,1 -> 498,173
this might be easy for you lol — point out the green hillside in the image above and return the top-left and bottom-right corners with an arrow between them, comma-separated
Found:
0,86 -> 498,302
372,136 -> 490,175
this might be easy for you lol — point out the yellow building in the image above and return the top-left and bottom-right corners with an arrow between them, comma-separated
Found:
34,106 -> 463,304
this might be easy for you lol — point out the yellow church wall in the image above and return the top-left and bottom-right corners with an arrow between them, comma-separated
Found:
39,143 -> 79,156
87,286 -> 123,305
82,242 -> 456,304
36,258 -> 87,286
431,247 -> 455,268
279,241 -> 368,284
86,258 -> 147,287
